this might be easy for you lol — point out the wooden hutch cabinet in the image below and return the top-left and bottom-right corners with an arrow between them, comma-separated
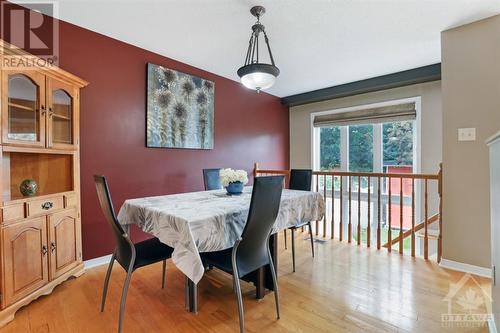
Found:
0,40 -> 87,326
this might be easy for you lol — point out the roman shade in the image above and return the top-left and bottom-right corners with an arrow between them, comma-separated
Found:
313,102 -> 416,127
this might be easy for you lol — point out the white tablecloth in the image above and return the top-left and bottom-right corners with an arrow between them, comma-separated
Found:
117,187 -> 324,283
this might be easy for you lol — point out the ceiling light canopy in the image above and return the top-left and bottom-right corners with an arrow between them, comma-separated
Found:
237,6 -> 279,93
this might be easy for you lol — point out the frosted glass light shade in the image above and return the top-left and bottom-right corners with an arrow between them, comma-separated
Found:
237,64 -> 280,92
241,72 -> 276,91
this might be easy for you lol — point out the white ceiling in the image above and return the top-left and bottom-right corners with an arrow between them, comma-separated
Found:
15,0 -> 500,97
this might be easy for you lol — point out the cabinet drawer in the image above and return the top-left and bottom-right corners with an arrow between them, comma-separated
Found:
64,194 -> 77,208
1,204 -> 25,223
27,196 -> 64,217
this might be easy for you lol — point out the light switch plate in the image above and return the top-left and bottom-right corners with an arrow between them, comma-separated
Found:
458,128 -> 476,141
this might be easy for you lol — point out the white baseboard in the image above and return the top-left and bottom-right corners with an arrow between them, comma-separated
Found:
489,317 -> 498,333
84,254 -> 112,270
440,259 -> 491,278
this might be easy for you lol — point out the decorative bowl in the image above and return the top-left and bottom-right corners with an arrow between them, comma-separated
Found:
226,182 -> 244,195
20,179 -> 38,197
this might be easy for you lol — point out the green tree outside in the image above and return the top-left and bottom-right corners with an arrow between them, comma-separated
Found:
382,121 -> 413,166
319,121 -> 414,171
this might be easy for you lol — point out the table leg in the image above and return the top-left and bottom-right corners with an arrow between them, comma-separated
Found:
184,276 -> 198,313
256,267 -> 266,299
256,233 -> 279,300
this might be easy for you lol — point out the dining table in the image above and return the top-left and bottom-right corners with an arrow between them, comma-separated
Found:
117,186 -> 325,313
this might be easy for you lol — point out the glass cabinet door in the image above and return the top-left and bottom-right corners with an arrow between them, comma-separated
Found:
2,71 -> 46,146
47,78 -> 76,149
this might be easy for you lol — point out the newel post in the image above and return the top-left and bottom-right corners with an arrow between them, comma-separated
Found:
253,162 -> 259,179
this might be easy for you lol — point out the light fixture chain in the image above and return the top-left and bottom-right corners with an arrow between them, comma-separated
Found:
263,31 -> 276,66
250,33 -> 258,64
256,30 -> 259,63
245,35 -> 253,65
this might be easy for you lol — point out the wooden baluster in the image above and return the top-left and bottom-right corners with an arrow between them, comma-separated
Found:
377,177 -> 381,249
357,176 -> 361,245
315,174 -> 319,236
340,176 -> 343,242
331,175 -> 335,240
399,177 -> 403,255
388,176 -> 392,253
323,175 -> 327,238
348,176 -> 352,243
424,179 -> 429,260
367,177 -> 371,248
438,163 -> 443,263
411,178 -> 415,257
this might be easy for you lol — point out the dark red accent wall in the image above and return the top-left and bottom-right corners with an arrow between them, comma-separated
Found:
4,5 -> 289,260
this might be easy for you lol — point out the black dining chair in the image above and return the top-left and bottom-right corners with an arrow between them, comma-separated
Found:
94,175 -> 174,333
201,176 -> 283,333
203,168 -> 223,190
285,169 -> 315,272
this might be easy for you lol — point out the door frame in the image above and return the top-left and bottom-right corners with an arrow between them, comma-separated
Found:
309,96 -> 423,239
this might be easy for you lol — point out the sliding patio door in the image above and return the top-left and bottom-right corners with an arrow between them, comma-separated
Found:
313,99 -> 419,249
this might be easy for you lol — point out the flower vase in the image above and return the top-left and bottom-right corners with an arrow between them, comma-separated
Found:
226,182 -> 244,195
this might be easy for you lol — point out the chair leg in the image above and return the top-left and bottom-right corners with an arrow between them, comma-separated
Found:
291,228 -> 296,273
268,248 -> 281,319
284,229 -> 287,250
162,260 -> 167,289
308,222 -> 315,258
232,271 -> 245,333
118,266 -> 133,333
100,253 -> 115,312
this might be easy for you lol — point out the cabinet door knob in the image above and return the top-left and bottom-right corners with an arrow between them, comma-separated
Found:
41,201 -> 53,210
42,245 -> 48,255
50,242 -> 56,253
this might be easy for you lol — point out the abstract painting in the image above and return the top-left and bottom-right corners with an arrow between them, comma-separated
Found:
146,63 -> 215,149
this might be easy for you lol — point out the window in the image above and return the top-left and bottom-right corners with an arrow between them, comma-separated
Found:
312,99 -> 420,248
313,100 -> 418,174
349,124 -> 374,173
383,120 -> 413,169
319,127 -> 340,170
316,121 -> 415,173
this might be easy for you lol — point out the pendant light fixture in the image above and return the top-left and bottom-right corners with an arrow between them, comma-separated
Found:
237,6 -> 279,92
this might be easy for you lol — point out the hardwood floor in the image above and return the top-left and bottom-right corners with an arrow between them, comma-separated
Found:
0,233 -> 490,333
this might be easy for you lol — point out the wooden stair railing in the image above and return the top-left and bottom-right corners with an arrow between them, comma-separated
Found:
381,213 -> 439,248
253,162 -> 443,262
